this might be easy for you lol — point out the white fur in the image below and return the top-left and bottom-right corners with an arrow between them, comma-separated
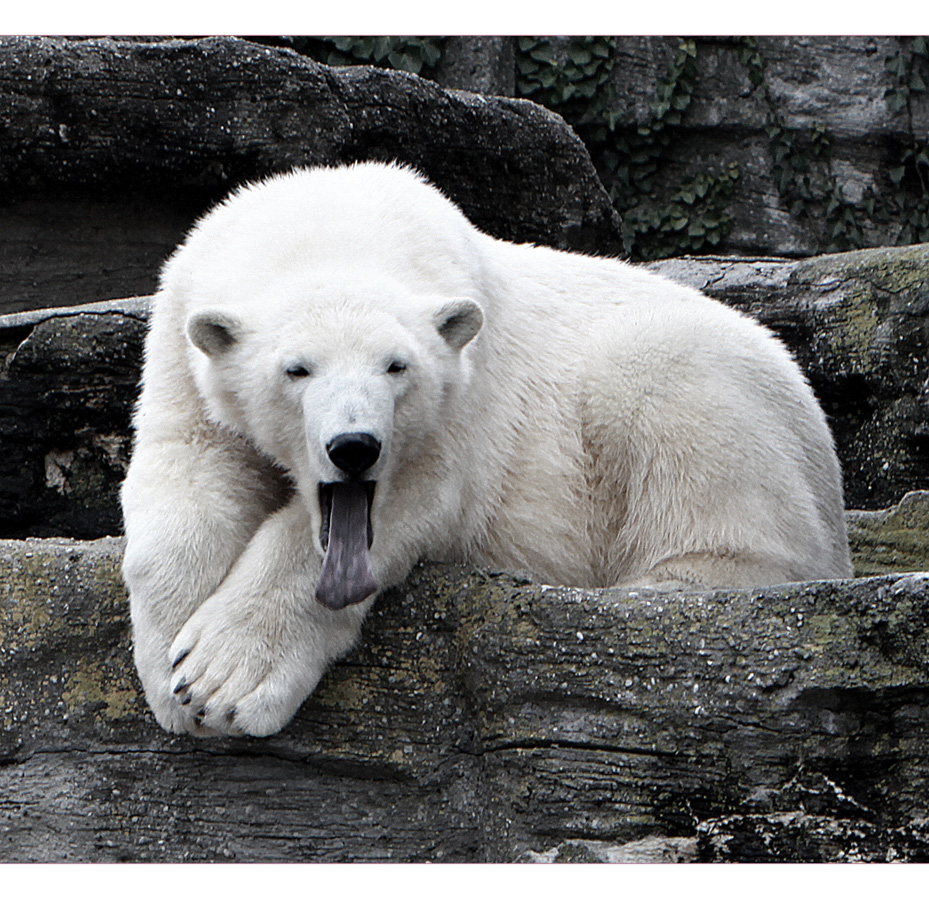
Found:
121,161 -> 852,737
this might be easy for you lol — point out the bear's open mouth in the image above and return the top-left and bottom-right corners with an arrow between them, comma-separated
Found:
315,481 -> 378,610
318,481 -> 376,552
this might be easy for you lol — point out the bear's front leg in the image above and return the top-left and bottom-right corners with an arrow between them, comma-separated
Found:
167,500 -> 371,737
122,428 -> 290,735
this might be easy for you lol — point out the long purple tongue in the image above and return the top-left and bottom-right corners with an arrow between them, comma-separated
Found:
315,482 -> 378,610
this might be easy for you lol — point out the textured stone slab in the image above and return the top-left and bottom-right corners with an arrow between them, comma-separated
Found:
847,491 -> 929,577
603,36 -> 927,256
1,538 -> 928,862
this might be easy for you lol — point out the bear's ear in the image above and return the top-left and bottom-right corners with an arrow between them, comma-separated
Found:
186,309 -> 244,357
433,299 -> 483,351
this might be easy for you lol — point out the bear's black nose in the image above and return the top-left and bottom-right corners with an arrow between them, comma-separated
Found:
327,432 -> 382,476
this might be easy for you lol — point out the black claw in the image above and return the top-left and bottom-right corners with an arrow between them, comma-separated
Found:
172,649 -> 190,669
173,679 -> 188,695
226,708 -> 237,723
180,694 -> 192,706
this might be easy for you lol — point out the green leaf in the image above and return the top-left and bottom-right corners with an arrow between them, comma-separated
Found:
529,43 -> 555,63
887,91 -> 908,114
371,37 -> 392,60
388,50 -> 419,74
886,53 -> 907,78
422,42 -> 442,67
570,47 -> 593,66
331,36 -> 356,52
538,70 -> 556,89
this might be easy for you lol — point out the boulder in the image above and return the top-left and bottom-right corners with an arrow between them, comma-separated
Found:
0,35 -> 621,315
0,301 -> 147,538
1,538 -> 928,862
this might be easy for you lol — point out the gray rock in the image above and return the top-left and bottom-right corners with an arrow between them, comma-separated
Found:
455,36 -> 926,256
2,538 -> 928,862
847,491 -> 929,577
435,37 -> 516,97
0,35 -> 620,315
603,37 -> 927,257
0,309 -> 146,538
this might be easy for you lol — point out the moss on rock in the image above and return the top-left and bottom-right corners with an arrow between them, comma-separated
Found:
848,491 -> 929,576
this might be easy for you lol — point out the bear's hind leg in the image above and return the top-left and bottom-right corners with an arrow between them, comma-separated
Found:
613,548 -> 809,593
582,302 -> 850,592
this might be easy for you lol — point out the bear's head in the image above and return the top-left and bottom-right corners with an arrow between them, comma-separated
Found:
185,272 -> 484,612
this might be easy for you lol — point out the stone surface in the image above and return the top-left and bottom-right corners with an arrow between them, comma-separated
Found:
0,35 -> 620,314
847,491 -> 929,577
435,37 -> 516,97
2,538 -> 929,862
0,304 -> 146,538
429,36 -> 926,257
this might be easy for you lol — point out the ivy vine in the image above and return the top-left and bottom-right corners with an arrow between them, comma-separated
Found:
883,37 -> 929,245
515,36 -> 615,118
251,36 -> 444,78
516,37 -> 741,260
737,38 -> 869,252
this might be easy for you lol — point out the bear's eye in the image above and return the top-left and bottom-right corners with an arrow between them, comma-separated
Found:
386,360 -> 407,375
285,363 -> 312,379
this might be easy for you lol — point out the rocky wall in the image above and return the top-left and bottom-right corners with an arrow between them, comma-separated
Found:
2,34 -> 929,865
0,35 -> 620,315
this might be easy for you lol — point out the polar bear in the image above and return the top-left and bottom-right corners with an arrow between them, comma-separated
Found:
121,161 -> 852,737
